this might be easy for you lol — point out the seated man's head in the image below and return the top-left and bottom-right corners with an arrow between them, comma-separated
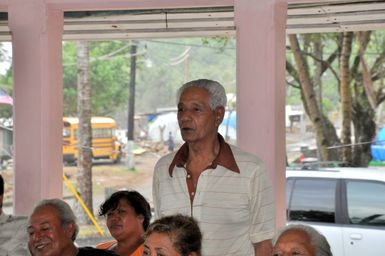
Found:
143,214 -> 202,256
272,224 -> 332,256
27,199 -> 79,256
99,190 -> 151,242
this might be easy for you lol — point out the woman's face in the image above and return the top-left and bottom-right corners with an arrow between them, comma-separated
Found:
143,232 -> 181,256
272,229 -> 316,256
106,198 -> 144,241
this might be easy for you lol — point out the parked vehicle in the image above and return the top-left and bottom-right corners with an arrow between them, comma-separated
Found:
63,117 -> 122,165
286,167 -> 385,256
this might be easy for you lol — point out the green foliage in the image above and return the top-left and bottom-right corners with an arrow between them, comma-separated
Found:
63,41 -> 133,116
62,38 -> 237,117
0,44 -> 13,118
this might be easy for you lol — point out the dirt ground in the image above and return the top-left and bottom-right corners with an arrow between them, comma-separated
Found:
63,150 -> 161,208
1,146 -> 167,245
2,149 -> 162,206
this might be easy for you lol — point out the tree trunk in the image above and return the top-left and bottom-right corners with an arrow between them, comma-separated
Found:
340,32 -> 354,164
127,40 -> 137,141
352,98 -> 376,166
312,34 -> 323,113
76,40 -> 93,224
288,34 -> 340,162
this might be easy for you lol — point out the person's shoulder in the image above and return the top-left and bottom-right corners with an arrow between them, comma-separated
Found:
229,144 -> 264,165
154,151 -> 176,169
95,240 -> 116,250
0,214 -> 28,228
77,247 -> 119,256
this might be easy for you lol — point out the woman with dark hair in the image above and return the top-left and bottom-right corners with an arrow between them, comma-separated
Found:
96,190 -> 152,256
143,214 -> 202,256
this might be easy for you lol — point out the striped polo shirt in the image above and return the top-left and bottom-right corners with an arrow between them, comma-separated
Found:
153,135 -> 275,256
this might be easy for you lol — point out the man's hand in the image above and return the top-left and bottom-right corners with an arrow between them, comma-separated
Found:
254,239 -> 272,256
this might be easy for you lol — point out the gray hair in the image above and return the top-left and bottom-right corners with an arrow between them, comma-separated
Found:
273,224 -> 332,256
144,214 -> 202,256
31,199 -> 79,241
176,79 -> 227,110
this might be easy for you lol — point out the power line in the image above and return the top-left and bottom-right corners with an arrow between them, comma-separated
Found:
143,39 -> 235,50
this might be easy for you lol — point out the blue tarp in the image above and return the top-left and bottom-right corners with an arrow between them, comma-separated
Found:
371,127 -> 385,161
218,111 -> 236,140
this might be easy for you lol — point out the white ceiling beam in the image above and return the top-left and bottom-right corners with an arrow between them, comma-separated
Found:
288,11 -> 385,25
288,2 -> 385,15
62,29 -> 235,41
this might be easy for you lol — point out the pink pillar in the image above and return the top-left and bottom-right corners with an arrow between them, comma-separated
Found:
234,0 -> 287,228
8,2 -> 64,215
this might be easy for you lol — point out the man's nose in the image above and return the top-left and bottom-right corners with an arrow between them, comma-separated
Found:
31,230 -> 43,241
178,110 -> 192,121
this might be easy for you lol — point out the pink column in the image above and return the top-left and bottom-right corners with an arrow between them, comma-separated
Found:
8,1 -> 64,215
234,0 -> 287,228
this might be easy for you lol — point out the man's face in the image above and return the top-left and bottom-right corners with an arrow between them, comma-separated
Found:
143,232 -> 182,256
27,206 -> 74,256
177,86 -> 224,144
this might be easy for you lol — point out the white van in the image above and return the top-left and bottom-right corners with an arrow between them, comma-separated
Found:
286,167 -> 385,255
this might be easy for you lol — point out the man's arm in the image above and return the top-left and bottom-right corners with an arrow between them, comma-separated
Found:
254,239 -> 272,256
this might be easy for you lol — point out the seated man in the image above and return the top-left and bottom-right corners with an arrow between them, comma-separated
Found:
27,198 -> 118,256
272,224 -> 332,256
0,174 -> 29,255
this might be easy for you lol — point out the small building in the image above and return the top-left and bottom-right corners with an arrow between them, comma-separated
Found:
0,125 -> 13,165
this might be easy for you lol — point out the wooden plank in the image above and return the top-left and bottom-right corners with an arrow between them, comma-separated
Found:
288,2 -> 385,15
167,20 -> 234,28
65,13 -> 166,22
64,11 -> 234,22
64,18 -> 233,31
64,22 -> 167,30
287,20 -> 385,34
288,10 -> 385,25
167,11 -> 234,19
62,29 -> 235,41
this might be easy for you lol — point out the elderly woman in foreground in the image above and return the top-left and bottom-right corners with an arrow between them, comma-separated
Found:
143,214 -> 202,256
272,224 -> 332,256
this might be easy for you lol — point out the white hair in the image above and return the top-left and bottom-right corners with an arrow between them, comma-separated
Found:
31,199 -> 79,241
176,79 -> 227,110
273,224 -> 332,256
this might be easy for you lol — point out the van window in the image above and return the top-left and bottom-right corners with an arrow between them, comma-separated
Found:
288,178 -> 336,223
346,180 -> 385,226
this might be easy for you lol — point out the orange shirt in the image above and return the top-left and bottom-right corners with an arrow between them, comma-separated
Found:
96,241 -> 144,256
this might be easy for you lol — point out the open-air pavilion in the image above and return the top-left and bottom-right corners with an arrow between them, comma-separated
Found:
1,0 -> 385,228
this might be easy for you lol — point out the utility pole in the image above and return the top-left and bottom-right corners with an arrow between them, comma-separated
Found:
126,40 -> 137,170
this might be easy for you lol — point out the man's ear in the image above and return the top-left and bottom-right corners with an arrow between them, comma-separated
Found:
137,214 -> 145,223
64,222 -> 76,239
215,106 -> 225,126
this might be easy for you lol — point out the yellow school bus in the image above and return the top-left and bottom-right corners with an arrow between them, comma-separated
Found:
63,117 -> 122,164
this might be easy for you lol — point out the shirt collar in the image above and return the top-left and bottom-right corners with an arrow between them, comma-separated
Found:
168,134 -> 240,176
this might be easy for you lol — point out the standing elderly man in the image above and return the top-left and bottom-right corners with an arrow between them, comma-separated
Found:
27,198 -> 118,256
153,79 -> 275,256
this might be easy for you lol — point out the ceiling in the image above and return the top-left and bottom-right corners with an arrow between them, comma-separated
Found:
0,0 -> 384,41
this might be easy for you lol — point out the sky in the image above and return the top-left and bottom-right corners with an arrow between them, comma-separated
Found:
0,42 -> 12,75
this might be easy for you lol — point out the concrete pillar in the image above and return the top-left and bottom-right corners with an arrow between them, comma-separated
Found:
234,0 -> 287,228
8,1 -> 64,215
